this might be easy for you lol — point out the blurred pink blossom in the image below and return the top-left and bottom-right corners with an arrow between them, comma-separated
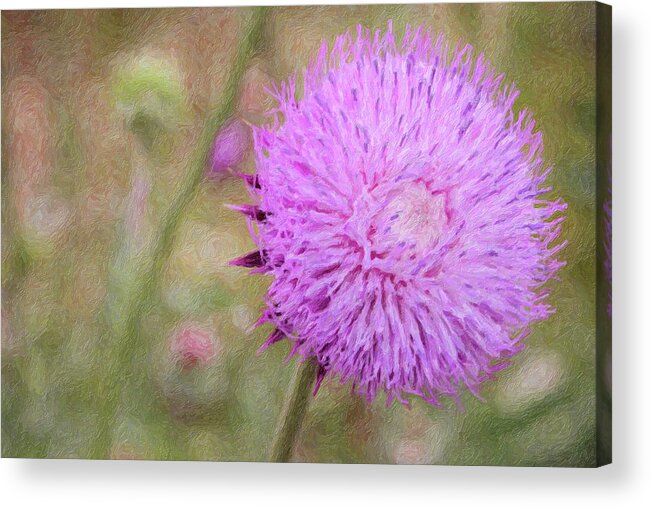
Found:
170,325 -> 217,368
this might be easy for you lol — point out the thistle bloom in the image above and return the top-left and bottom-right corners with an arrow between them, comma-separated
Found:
232,23 -> 566,406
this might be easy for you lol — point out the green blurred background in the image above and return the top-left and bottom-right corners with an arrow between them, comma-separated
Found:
2,3 -> 605,466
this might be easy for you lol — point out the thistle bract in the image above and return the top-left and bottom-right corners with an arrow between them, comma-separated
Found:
232,23 -> 566,406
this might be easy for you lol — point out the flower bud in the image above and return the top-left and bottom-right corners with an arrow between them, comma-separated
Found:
208,118 -> 250,178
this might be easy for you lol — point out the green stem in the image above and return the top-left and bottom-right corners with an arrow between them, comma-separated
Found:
269,359 -> 318,462
89,7 -> 268,459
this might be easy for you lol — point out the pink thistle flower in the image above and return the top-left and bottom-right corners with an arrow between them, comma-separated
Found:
208,118 -> 250,178
170,325 -> 217,369
231,23 -> 567,406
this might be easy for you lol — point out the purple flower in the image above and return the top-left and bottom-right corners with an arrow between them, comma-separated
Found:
208,118 -> 250,177
231,23 -> 567,406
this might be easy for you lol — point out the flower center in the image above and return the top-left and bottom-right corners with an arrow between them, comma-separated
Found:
381,182 -> 449,252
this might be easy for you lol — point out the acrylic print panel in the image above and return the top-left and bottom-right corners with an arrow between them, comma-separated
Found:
1,2 -> 611,467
